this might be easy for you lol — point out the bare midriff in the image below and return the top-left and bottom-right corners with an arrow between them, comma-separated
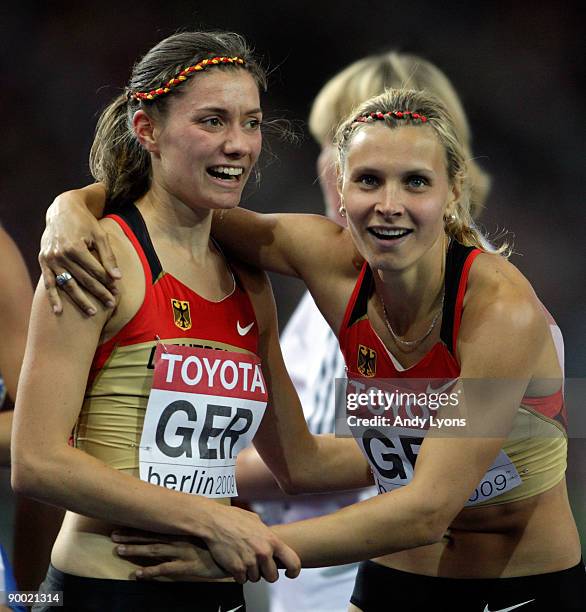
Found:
373,479 -> 581,578
50,468 -> 233,581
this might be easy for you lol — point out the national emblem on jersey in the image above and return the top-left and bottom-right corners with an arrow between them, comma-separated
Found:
357,344 -> 377,377
171,299 -> 192,330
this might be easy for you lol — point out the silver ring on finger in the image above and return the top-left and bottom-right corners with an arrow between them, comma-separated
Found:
55,271 -> 73,287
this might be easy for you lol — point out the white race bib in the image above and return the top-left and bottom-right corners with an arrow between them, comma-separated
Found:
464,450 -> 522,506
358,430 -> 521,506
139,344 -> 267,498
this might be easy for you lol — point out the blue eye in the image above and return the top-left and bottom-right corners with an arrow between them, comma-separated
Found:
407,175 -> 428,189
358,175 -> 379,187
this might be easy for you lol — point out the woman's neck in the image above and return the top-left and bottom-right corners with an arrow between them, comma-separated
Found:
135,187 -> 213,262
373,235 -> 448,335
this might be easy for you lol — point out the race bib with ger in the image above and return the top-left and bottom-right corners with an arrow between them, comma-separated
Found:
359,431 -> 522,506
139,344 -> 267,498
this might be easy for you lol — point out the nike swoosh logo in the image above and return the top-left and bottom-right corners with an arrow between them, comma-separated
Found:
237,321 -> 255,336
483,600 -> 535,612
425,379 -> 456,395
218,606 -> 243,612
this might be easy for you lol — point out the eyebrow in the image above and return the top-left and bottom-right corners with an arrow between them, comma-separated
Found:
351,165 -> 435,175
192,106 -> 263,115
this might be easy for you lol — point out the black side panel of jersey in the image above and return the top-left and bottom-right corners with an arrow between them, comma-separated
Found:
440,240 -> 478,354
346,266 -> 373,329
110,203 -> 163,285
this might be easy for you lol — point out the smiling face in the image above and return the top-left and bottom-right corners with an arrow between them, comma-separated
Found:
340,123 -> 457,274
144,68 -> 262,212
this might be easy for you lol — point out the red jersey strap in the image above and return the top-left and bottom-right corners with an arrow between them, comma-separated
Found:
339,261 -> 370,351
439,241 -> 482,356
106,212 -> 153,284
107,205 -> 163,284
451,248 -> 482,352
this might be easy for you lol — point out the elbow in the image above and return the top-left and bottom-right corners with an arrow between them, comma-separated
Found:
414,502 -> 455,548
274,466 -> 315,496
11,458 -> 40,497
419,513 -> 451,547
11,446 -> 51,498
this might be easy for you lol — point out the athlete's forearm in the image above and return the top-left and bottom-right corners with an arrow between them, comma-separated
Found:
11,443 -> 218,540
212,208 -> 298,276
47,183 -> 107,222
289,434 -> 373,494
273,484 -> 444,567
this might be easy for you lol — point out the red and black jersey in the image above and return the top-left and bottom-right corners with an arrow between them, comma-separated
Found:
76,204 -> 260,470
338,240 -> 567,506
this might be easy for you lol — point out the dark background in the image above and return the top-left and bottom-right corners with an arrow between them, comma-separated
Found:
0,0 -> 584,550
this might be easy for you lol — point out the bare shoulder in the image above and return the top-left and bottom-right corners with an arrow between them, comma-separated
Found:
458,252 -> 551,374
466,252 -> 545,318
99,216 -> 132,252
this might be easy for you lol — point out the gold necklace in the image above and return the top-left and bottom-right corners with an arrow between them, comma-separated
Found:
379,291 -> 444,349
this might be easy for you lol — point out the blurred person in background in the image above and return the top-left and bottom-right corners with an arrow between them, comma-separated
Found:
0,226 -> 35,611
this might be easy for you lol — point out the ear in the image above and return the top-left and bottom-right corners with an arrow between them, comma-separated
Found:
133,110 -> 159,154
335,164 -> 345,197
446,173 -> 462,216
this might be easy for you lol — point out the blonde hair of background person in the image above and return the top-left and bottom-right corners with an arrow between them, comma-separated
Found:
310,51 -> 491,223
35,86 -> 583,610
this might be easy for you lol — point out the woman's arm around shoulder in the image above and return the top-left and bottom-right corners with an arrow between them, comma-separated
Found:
217,210 -> 362,332
216,208 -> 361,294
40,182 -> 120,314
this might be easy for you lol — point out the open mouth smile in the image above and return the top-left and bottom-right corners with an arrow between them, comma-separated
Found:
207,165 -> 244,182
367,227 -> 413,241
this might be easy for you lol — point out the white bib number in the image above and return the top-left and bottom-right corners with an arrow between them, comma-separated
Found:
358,429 -> 521,506
465,450 -> 522,506
139,345 -> 267,498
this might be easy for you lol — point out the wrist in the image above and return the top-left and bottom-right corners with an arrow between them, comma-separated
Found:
185,495 -> 218,541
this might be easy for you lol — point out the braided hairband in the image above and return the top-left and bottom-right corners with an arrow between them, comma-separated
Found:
354,110 -> 428,123
130,56 -> 246,101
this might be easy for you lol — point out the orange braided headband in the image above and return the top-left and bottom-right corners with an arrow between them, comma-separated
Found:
131,56 -> 246,101
355,110 -> 428,123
